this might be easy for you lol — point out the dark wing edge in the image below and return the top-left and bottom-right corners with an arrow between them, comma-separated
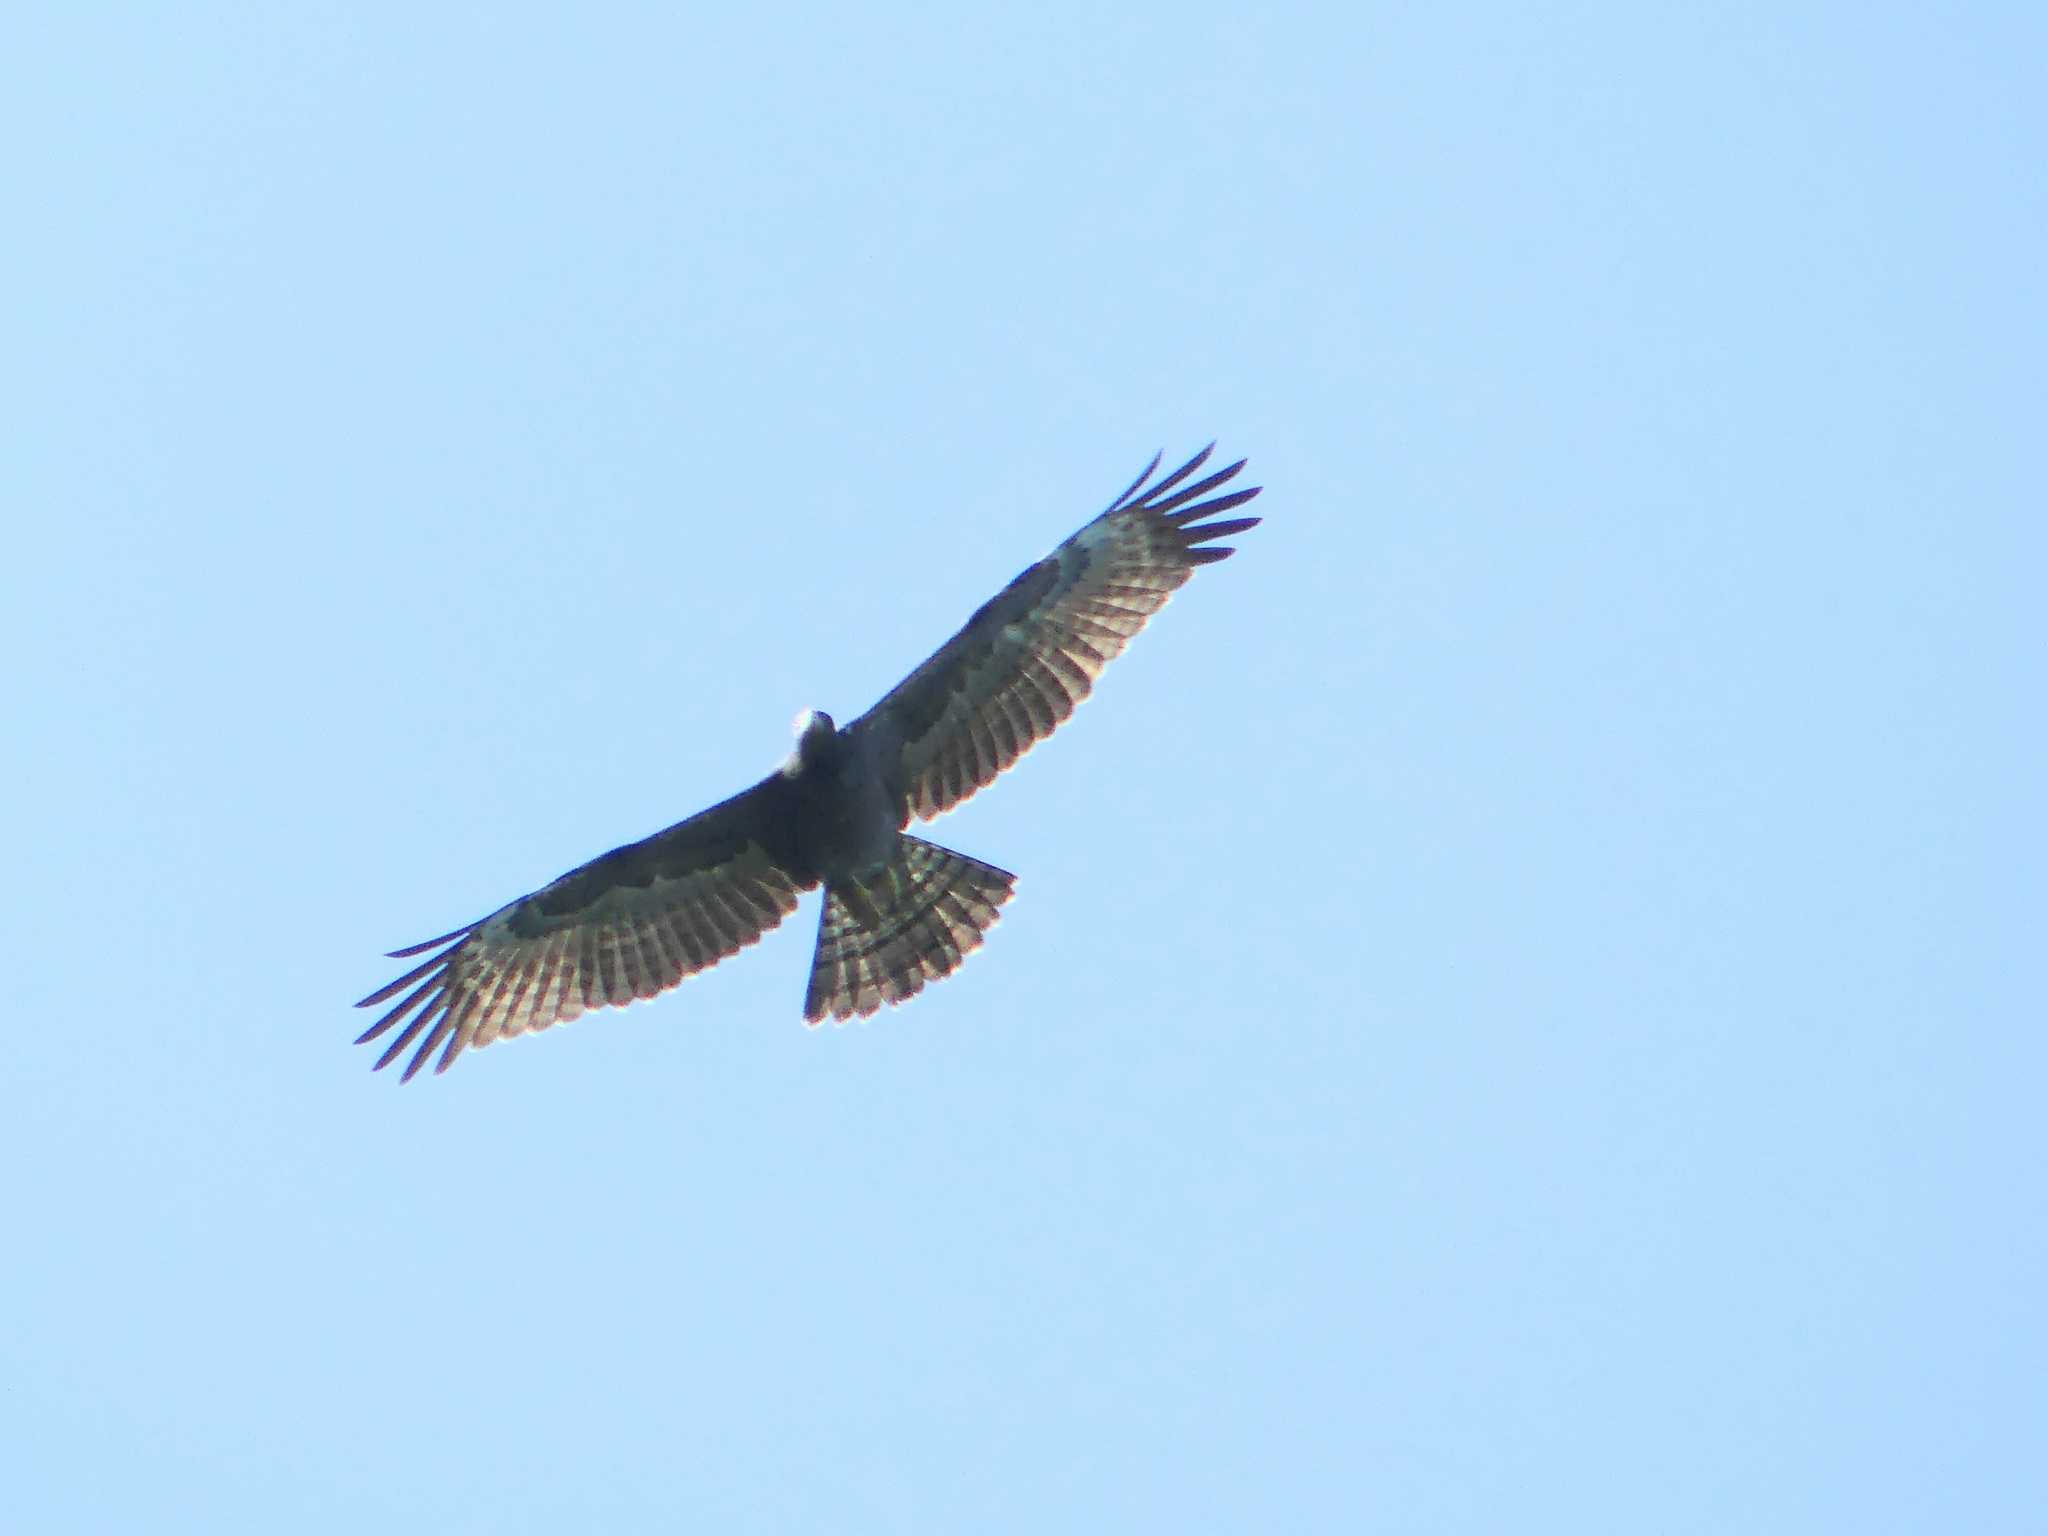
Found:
853,444 -> 1261,822
352,778 -> 813,1081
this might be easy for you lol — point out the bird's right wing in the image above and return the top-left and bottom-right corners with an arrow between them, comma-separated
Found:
354,776 -> 815,1081
851,445 -> 1260,823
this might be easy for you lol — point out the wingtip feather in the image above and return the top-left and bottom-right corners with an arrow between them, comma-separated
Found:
1184,513 -> 1262,543
1107,450 -> 1165,512
1141,443 -> 1219,505
385,925 -> 474,960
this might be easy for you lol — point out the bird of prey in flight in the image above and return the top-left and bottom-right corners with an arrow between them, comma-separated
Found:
356,445 -> 1261,1079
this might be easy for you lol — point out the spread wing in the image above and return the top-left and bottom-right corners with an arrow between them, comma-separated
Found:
851,445 -> 1260,822
353,776 -> 814,1080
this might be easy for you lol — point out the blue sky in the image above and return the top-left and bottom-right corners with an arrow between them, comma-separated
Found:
6,4 -> 2041,1530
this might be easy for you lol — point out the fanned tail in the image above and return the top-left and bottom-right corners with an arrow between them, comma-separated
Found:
804,836 -> 1016,1023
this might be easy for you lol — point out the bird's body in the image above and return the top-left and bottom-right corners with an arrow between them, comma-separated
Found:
356,446 -> 1260,1079
779,711 -> 898,882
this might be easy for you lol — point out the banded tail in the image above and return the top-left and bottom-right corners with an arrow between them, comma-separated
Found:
804,836 -> 1016,1023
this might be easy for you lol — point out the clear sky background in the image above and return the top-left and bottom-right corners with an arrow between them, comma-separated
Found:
5,5 -> 2040,1531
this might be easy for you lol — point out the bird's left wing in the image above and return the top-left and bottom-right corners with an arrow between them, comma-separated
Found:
354,776 -> 813,1080
851,445 -> 1260,823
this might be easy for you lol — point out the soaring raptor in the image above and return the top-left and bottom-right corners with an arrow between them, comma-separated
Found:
356,446 -> 1261,1079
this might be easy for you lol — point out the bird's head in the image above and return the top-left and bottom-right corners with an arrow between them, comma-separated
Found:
781,708 -> 837,778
